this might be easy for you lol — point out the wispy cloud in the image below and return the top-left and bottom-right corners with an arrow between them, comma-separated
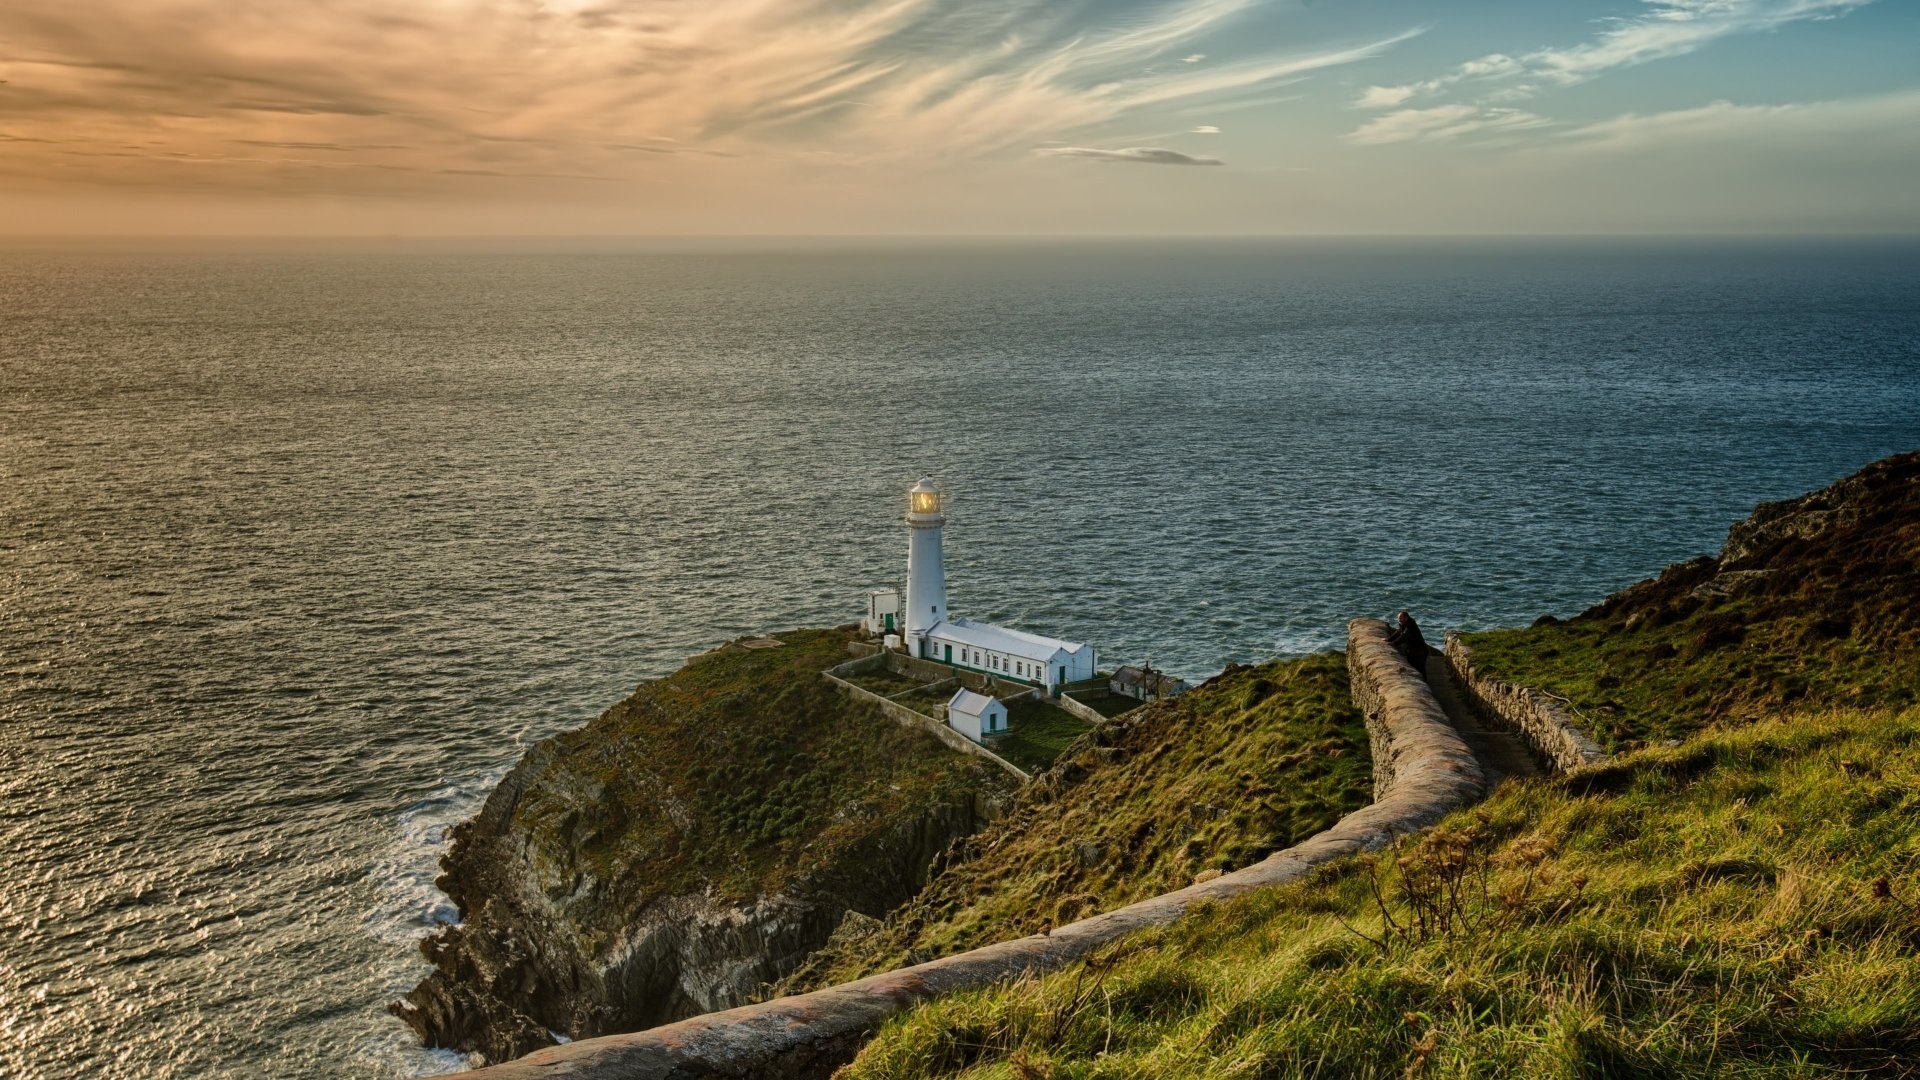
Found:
1345,106 -> 1548,145
1548,88 -> 1920,152
1527,0 -> 1873,87
0,0 -> 1414,194
1355,0 -> 1873,110
1190,125 -> 1222,134
1037,145 -> 1224,165
1354,84 -> 1417,109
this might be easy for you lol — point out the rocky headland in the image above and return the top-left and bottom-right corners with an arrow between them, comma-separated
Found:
404,451 -> 1920,1077
394,627 -> 1017,1063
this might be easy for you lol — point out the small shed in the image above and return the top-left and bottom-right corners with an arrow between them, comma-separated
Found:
1110,665 -> 1189,702
946,688 -> 1007,742
864,588 -> 900,635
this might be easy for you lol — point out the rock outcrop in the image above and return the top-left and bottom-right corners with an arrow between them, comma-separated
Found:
394,628 -> 1016,1063
1472,451 -> 1920,749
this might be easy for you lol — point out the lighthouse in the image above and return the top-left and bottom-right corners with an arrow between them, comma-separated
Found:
903,478 -> 948,657
861,478 -> 1096,697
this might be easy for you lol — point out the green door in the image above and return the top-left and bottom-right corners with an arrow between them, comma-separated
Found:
944,644 -> 953,663
884,613 -> 894,631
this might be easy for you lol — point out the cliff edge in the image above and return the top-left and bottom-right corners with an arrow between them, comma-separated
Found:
393,627 -> 1016,1063
1465,450 -> 1920,749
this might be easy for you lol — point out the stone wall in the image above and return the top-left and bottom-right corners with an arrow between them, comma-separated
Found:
1050,693 -> 1110,726
1347,619 -> 1487,804
461,618 -> 1485,1080
821,658 -> 1029,783
1442,632 -> 1606,774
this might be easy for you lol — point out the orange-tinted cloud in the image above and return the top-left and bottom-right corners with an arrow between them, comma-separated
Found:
0,0 -> 1412,197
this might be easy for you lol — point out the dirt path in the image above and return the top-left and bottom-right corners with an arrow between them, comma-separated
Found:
1424,652 -> 1543,785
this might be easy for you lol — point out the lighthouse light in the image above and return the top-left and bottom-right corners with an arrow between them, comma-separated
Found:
911,490 -> 939,513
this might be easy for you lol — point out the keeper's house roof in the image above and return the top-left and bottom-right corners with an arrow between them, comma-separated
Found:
930,617 -> 1091,662
946,688 -> 1001,717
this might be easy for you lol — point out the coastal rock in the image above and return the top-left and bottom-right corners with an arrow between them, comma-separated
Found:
394,629 -> 1015,1063
1720,478 -> 1870,567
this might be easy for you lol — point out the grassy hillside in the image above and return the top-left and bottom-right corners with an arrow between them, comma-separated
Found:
836,453 -> 1920,1077
784,652 -> 1372,991
991,698 -> 1096,774
842,707 -> 1920,1079
520,626 -> 1012,901
1465,452 -> 1920,753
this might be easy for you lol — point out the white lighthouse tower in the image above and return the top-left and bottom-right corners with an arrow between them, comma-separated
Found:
903,478 -> 948,658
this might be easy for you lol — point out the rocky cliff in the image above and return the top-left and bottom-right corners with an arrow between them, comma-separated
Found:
394,628 -> 1017,1063
1463,450 -> 1920,749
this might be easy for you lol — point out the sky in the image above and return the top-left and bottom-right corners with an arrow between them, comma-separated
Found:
1,0 -> 1916,235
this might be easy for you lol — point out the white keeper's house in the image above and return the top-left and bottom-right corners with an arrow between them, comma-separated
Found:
863,479 -> 1097,695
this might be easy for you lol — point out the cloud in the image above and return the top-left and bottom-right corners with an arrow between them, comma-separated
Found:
1355,84 -> 1416,109
1345,105 -> 1548,145
1549,88 -> 1920,152
1190,124 -> 1221,133
235,139 -> 410,151
1037,145 -> 1224,165
0,0 -> 1413,195
1356,0 -> 1874,109
1525,0 -> 1872,88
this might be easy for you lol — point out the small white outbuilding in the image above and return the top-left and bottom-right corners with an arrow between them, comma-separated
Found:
864,588 -> 901,635
945,688 -> 1007,743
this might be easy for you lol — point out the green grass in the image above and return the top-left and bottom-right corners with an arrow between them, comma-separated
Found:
508,627 -> 1016,903
989,699 -> 1094,773
849,668 -> 927,698
842,706 -> 1920,1079
777,653 -> 1371,993
891,683 -> 957,717
1067,691 -> 1145,719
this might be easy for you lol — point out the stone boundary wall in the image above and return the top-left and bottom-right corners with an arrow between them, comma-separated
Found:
890,676 -> 957,701
1051,693 -> 1110,727
1442,632 -> 1607,774
821,657 -> 1029,783
827,652 -> 890,677
463,618 -> 1484,1080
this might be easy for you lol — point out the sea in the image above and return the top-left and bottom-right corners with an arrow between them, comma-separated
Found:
2,237 -> 1917,1079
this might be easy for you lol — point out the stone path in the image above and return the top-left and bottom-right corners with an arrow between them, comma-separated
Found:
1424,653 -> 1543,785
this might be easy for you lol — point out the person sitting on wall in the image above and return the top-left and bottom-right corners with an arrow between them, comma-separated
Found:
1385,610 -> 1429,670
